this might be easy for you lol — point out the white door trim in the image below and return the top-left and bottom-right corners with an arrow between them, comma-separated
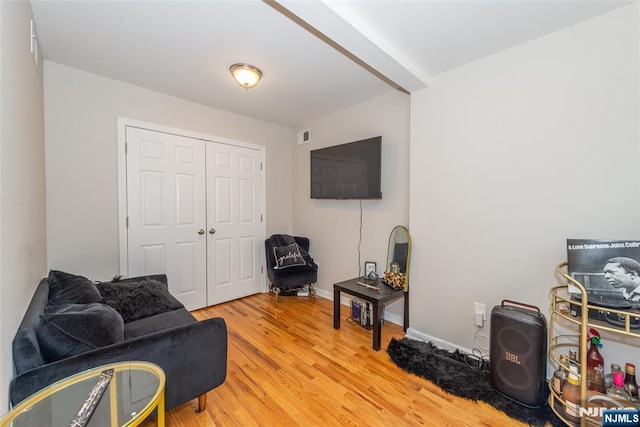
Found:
117,117 -> 267,292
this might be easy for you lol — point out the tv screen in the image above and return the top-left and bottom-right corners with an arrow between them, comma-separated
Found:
310,136 -> 382,199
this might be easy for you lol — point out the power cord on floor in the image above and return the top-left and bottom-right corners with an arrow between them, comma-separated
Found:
466,326 -> 490,372
464,348 -> 489,372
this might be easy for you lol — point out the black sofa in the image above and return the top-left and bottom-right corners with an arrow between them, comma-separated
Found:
10,272 -> 227,412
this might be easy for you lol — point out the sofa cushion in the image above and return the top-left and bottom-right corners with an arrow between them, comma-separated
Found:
97,279 -> 184,323
124,308 -> 197,340
48,270 -> 103,305
273,243 -> 306,269
36,303 -> 124,362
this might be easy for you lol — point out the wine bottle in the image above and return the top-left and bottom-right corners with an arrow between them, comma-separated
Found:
569,349 -> 578,365
607,371 -> 630,402
624,363 -> 639,402
552,354 -> 569,395
563,366 -> 581,423
587,343 -> 604,392
586,332 -> 605,392
605,363 -> 623,390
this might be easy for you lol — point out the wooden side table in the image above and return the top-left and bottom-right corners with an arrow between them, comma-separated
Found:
1,361 -> 165,427
333,277 -> 408,350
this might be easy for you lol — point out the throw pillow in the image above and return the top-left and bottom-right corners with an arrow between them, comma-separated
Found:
96,279 -> 184,323
273,243 -> 306,269
36,303 -> 124,362
48,270 -> 103,305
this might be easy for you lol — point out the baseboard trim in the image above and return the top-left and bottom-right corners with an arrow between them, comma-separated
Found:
315,289 -> 477,355
405,328 -> 474,355
273,289 -> 469,353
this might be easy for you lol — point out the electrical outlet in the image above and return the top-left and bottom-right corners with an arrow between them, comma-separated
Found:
474,302 -> 486,327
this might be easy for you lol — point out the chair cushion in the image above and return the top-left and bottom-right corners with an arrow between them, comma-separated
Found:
97,279 -> 184,323
47,270 -> 103,305
36,303 -> 124,362
273,243 -> 306,269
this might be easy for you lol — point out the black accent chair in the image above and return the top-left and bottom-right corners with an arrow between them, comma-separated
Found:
265,234 -> 318,301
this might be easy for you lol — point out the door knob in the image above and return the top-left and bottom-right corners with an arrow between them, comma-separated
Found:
209,228 -> 216,234
198,229 -> 205,235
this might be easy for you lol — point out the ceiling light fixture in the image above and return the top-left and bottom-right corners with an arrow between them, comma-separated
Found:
229,63 -> 262,90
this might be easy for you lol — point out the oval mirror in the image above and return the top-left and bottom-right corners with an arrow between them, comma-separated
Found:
386,225 -> 411,291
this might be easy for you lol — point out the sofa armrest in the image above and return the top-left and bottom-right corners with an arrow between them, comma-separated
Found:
10,317 -> 227,410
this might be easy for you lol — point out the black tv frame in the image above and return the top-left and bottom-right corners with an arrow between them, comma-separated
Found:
310,136 -> 382,200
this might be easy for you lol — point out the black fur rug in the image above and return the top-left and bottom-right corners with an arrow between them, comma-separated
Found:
387,337 -> 563,426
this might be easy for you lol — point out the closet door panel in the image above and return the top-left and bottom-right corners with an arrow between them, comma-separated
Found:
126,127 -> 207,311
207,142 -> 263,305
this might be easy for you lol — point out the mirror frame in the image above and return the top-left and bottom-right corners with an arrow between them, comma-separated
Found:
386,225 -> 411,292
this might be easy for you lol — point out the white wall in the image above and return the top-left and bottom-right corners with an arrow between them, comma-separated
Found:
44,61 -> 294,280
0,1 -> 47,407
292,91 -> 410,321
409,4 -> 638,359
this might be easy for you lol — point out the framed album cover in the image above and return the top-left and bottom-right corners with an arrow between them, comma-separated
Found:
567,239 -> 640,305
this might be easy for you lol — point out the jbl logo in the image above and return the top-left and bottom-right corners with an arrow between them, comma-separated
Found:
505,351 -> 521,365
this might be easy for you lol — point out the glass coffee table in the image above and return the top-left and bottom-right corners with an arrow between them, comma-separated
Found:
0,361 -> 165,427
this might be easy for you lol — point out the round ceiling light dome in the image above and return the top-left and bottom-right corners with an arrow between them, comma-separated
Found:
229,63 -> 262,89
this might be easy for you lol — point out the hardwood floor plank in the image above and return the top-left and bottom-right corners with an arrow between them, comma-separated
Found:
143,293 -> 536,426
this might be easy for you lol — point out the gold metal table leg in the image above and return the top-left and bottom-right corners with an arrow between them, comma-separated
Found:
109,372 -> 118,427
157,390 -> 165,427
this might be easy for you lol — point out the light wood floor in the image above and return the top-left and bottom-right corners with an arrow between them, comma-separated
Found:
143,293 -> 530,426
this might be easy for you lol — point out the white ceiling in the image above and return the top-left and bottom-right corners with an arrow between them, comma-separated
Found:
30,0 -> 633,128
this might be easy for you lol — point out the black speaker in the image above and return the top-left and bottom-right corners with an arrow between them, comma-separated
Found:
490,300 -> 547,408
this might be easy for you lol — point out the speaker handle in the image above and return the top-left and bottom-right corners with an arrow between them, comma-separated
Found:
501,299 -> 541,314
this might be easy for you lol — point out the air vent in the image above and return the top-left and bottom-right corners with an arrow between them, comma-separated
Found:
297,129 -> 311,145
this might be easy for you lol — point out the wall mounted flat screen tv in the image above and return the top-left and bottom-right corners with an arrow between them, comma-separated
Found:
310,136 -> 382,199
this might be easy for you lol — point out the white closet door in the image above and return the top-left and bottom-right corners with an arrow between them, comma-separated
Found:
206,142 -> 263,305
126,127 -> 207,311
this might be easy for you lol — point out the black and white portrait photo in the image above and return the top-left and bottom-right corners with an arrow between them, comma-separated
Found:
567,239 -> 640,305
